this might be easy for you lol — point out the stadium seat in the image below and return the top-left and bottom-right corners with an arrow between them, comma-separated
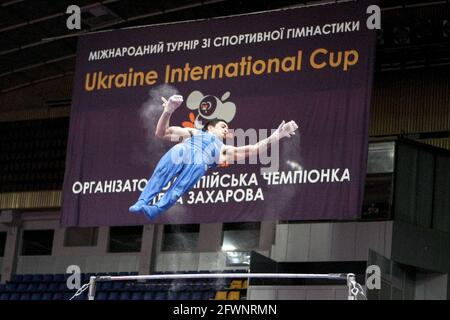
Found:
112,281 -> 125,291
154,291 -> 167,300
178,291 -> 192,300
73,291 -> 87,300
0,293 -> 11,301
57,282 -> 68,292
191,291 -> 203,300
81,273 -> 91,283
54,274 -> 65,282
143,291 -> 155,300
167,291 -> 179,300
119,292 -> 131,300
215,291 -> 228,300
95,292 -> 108,300
229,280 -> 243,289
130,292 -> 143,300
35,283 -> 48,292
31,293 -> 42,300
227,291 -> 240,300
16,283 -> 28,292
99,281 -> 113,291
42,292 -> 53,300
63,292 -> 73,300
9,293 -> 20,300
47,283 -> 59,292
108,291 -> 119,300
43,274 -> 54,283
27,283 -> 39,292
22,275 -> 33,282
11,274 -> 24,283
32,274 -> 43,283
203,291 -> 215,300
20,293 -> 31,300
52,292 -> 63,300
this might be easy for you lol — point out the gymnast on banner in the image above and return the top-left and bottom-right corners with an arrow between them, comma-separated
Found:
129,94 -> 298,219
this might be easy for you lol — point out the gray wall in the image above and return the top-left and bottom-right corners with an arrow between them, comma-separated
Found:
271,221 -> 393,262
391,221 -> 450,274
415,273 -> 448,300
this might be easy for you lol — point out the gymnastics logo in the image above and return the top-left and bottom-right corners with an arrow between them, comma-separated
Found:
182,90 -> 237,129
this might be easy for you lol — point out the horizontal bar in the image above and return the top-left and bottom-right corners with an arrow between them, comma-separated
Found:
95,273 -> 351,282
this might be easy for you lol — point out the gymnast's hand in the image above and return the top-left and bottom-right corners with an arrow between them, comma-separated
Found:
273,120 -> 299,140
162,95 -> 183,114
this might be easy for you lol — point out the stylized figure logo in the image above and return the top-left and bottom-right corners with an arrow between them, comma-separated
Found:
185,90 -> 236,129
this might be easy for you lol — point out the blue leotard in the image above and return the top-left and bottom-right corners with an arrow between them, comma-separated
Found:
132,130 -> 223,219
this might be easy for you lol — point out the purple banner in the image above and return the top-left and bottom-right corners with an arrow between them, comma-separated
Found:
62,1 -> 376,226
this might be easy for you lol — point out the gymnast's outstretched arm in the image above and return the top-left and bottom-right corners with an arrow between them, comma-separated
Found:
221,120 -> 298,163
155,95 -> 198,142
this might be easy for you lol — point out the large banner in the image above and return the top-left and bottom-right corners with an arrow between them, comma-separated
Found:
62,1 -> 377,226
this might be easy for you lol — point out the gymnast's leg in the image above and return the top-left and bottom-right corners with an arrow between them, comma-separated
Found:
140,164 -> 207,219
129,144 -> 186,213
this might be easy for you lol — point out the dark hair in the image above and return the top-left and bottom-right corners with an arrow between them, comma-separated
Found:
202,119 -> 228,131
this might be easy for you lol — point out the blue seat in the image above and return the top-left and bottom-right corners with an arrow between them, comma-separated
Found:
108,291 -> 119,300
0,293 -> 11,300
20,293 -> 31,300
42,292 -> 53,300
99,281 -> 113,291
52,292 -> 63,300
22,275 -> 33,282
58,282 -> 69,292
203,291 -> 215,300
81,274 -> 90,283
5,283 -> 17,292
31,293 -> 42,300
32,274 -> 43,283
53,274 -> 65,282
63,292 -> 73,300
143,291 -> 154,300
43,274 -> 54,283
131,292 -> 143,300
9,293 -> 20,300
37,283 -> 48,292
154,291 -> 167,300
148,283 -> 163,291
47,283 -> 59,292
95,292 -> 108,300
73,291 -> 87,300
112,282 -> 125,291
191,291 -> 203,300
16,283 -> 28,292
119,292 -> 131,300
178,291 -> 192,300
11,274 -> 24,283
167,291 -> 179,300
27,283 -> 39,292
